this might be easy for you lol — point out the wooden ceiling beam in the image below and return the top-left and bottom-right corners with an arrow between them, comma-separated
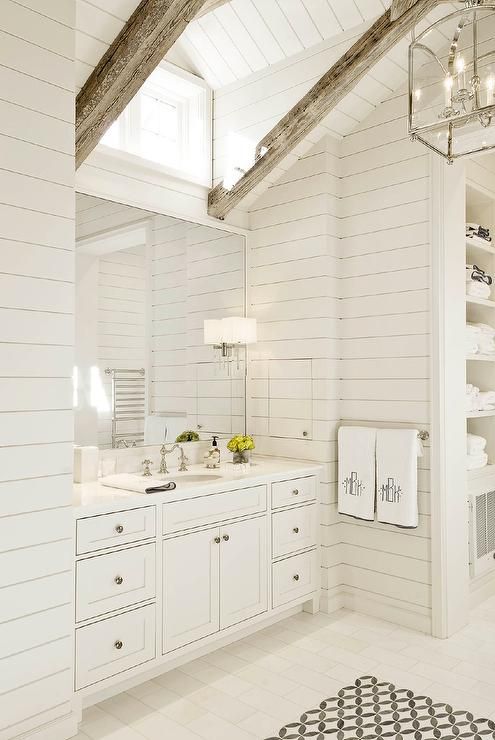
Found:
208,0 -> 441,220
391,0 -> 421,22
196,0 -> 230,17
76,0 -> 213,168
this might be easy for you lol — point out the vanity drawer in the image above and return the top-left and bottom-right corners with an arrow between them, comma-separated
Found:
272,549 -> 318,608
76,543 -> 156,622
75,604 -> 155,689
76,507 -> 155,555
272,504 -> 318,558
163,485 -> 267,534
272,476 -> 316,509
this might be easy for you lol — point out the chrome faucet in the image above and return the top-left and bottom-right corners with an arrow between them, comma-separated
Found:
178,446 -> 189,472
159,444 -> 189,475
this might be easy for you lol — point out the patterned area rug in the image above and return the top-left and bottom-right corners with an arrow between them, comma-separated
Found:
265,675 -> 495,739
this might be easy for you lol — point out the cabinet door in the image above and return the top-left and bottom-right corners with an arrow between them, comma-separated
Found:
163,528 -> 220,653
220,517 -> 268,629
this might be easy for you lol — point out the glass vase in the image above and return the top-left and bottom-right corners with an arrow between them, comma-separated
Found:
233,450 -> 250,465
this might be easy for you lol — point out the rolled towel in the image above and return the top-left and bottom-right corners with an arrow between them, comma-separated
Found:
477,391 -> 495,410
467,433 -> 487,455
479,339 -> 495,354
467,452 -> 488,470
474,323 -> 495,334
100,474 -> 177,494
467,282 -> 491,299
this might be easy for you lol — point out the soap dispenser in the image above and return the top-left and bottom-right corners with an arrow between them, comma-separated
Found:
204,435 -> 221,469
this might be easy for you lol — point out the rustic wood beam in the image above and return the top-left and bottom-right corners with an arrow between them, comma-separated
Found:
76,0 -> 212,168
196,0 -> 230,17
391,0 -> 420,22
208,0 -> 441,220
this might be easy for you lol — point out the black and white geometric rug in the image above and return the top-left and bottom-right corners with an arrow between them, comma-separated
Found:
265,675 -> 495,739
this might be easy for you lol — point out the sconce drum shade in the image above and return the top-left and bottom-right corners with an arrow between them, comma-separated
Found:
203,317 -> 257,346
409,4 -> 495,162
204,319 -> 223,345
222,317 -> 257,345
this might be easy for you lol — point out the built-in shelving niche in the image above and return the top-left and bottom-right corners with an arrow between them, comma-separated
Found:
466,174 -> 495,601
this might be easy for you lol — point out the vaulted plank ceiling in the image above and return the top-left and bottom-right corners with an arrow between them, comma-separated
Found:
75,0 -> 390,92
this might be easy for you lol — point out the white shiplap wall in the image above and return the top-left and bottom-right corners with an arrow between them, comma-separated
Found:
248,92 -> 433,631
339,89 -> 432,632
248,136 -> 343,614
0,2 -> 77,738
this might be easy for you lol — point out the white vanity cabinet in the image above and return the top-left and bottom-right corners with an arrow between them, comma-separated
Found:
163,506 -> 268,652
163,527 -> 220,651
73,461 -> 321,704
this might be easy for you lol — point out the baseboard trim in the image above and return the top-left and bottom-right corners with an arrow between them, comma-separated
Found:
341,589 -> 432,634
470,570 -> 495,609
15,711 -> 78,740
319,589 -> 345,615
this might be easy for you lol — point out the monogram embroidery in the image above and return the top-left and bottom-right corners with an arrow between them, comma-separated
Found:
342,471 -> 364,496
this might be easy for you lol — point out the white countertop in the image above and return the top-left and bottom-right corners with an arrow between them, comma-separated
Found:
73,457 -> 322,517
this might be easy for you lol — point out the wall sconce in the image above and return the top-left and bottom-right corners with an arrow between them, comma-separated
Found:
204,316 -> 257,359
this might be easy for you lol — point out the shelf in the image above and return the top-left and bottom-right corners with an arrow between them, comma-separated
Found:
466,236 -> 495,255
468,464 -> 495,482
467,354 -> 495,362
466,296 -> 495,308
467,410 -> 495,418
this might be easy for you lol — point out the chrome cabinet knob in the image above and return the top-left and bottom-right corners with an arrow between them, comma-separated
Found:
115,524 -> 124,534
292,489 -> 299,496
293,527 -> 299,534
114,575 -> 123,585
293,574 -> 300,581
302,431 -> 309,437
223,534 -> 230,542
214,536 -> 221,544
114,640 -> 123,650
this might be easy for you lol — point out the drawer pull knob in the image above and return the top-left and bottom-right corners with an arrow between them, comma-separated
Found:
214,537 -> 221,544
223,534 -> 230,542
115,524 -> 124,534
292,489 -> 299,496
293,574 -> 300,581
293,527 -> 300,534
114,640 -> 123,650
114,575 -> 124,585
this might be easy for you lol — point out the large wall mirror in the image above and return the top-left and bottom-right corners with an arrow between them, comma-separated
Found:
75,194 -> 247,449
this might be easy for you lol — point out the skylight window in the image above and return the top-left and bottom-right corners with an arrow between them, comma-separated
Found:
101,63 -> 212,186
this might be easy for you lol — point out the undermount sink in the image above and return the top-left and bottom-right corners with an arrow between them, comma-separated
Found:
174,474 -> 222,484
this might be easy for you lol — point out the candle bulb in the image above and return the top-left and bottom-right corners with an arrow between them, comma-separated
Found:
456,56 -> 466,91
444,74 -> 453,108
486,76 -> 494,107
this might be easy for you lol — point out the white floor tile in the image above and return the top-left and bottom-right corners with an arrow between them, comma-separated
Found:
76,605 -> 495,739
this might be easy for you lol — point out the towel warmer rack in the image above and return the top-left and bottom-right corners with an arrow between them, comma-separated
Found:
105,368 -> 146,449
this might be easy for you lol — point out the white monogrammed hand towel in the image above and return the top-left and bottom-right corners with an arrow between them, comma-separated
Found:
376,429 -> 421,528
338,426 -> 376,521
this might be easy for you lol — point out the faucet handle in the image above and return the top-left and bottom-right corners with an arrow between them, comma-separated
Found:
142,459 -> 152,477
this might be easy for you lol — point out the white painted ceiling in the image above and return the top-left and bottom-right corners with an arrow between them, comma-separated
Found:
75,1 -> 392,91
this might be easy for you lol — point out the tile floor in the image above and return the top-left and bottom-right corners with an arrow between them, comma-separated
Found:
74,597 -> 495,739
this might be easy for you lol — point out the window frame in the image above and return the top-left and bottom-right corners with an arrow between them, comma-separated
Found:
98,62 -> 212,188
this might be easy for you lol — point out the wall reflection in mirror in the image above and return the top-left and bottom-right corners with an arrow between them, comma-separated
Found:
75,194 -> 247,449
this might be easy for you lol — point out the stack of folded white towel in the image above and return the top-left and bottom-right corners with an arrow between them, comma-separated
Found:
466,384 -> 495,412
466,322 -> 495,355
466,264 -> 492,300
467,433 -> 488,470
